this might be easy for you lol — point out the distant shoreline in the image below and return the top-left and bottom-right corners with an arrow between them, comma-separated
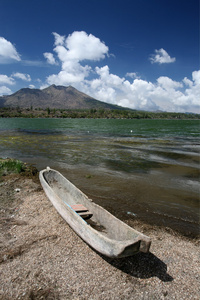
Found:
0,107 -> 199,119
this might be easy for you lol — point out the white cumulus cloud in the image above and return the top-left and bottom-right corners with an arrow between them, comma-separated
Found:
84,68 -> 200,112
51,31 -> 109,65
126,72 -> 140,79
42,31 -> 199,113
0,74 -> 15,85
0,37 -> 21,63
149,71 -> 200,111
0,86 -> 12,95
29,84 -> 35,89
183,77 -> 193,87
150,48 -> 176,64
52,32 -> 65,46
47,62 -> 91,86
43,52 -> 58,65
12,72 -> 31,81
83,66 -> 158,110
192,70 -> 200,85
64,31 -> 108,61
157,76 -> 183,90
46,31 -> 109,87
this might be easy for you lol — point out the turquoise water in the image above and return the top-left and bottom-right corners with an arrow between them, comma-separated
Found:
0,118 -> 199,137
0,118 -> 199,236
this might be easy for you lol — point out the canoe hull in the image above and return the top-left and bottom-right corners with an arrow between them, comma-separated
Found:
39,167 -> 151,258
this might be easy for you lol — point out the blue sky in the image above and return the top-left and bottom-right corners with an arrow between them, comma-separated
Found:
0,0 -> 199,113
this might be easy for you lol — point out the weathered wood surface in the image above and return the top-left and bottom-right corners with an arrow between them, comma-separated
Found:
39,167 -> 151,258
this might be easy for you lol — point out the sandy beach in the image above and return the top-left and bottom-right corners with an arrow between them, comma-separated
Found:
0,173 -> 199,299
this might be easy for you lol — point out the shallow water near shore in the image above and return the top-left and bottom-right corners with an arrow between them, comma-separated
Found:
0,118 -> 199,236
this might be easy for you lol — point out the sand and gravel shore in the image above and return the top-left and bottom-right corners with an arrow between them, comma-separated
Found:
0,174 -> 199,299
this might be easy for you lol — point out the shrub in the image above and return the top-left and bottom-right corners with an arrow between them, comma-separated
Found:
0,158 -> 25,176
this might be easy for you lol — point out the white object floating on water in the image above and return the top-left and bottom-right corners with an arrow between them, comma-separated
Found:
130,130 -> 133,133
127,211 -> 137,217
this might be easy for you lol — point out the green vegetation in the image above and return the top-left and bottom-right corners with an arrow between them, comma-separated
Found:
0,158 -> 24,176
0,107 -> 199,119
0,158 -> 38,177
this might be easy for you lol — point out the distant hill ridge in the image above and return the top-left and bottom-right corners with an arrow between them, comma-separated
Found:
0,85 -> 122,110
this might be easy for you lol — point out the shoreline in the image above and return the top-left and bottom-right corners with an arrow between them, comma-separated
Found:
0,173 -> 199,299
1,107 -> 200,119
0,117 -> 199,241
52,164 -> 200,240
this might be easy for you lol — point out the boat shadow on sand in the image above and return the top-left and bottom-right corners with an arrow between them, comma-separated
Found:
102,252 -> 173,282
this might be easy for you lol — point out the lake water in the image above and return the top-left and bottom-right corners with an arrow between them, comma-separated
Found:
0,118 -> 199,237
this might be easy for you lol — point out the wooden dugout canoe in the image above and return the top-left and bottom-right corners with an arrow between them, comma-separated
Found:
39,167 -> 151,258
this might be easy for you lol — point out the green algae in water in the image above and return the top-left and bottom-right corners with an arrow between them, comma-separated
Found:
105,157 -> 161,173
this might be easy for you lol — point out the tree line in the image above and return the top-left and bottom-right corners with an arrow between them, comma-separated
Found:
0,107 -> 199,119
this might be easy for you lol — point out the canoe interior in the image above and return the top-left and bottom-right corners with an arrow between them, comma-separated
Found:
43,169 -> 142,242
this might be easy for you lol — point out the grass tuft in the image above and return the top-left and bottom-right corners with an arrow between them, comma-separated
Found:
0,158 -> 25,176
0,158 -> 38,178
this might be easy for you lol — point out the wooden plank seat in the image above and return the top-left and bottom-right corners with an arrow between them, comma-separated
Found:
71,204 -> 93,220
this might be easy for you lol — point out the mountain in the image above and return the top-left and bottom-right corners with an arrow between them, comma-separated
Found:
0,85 -> 122,110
